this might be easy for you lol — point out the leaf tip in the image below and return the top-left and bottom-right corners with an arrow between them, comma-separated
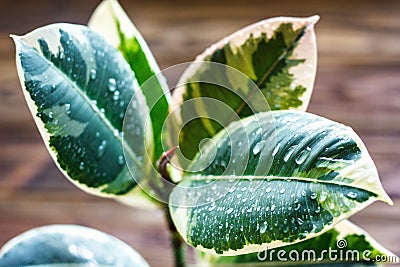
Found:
9,34 -> 21,43
10,34 -> 24,52
378,190 -> 394,205
307,15 -> 320,26
385,195 -> 394,206
102,0 -> 119,7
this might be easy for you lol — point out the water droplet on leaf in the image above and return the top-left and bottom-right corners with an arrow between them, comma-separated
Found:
79,162 -> 85,170
118,155 -> 124,165
319,191 -> 328,202
284,145 -> 297,162
297,218 -> 304,225
260,222 -> 268,234
347,191 -> 357,199
90,69 -> 97,80
98,140 -> 107,158
108,78 -> 117,92
272,143 -> 281,156
113,91 -> 120,101
315,206 -> 321,213
295,150 -> 308,165
252,141 -> 265,155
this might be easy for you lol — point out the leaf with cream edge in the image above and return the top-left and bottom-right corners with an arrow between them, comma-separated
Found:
12,24 -> 153,205
198,220 -> 398,266
0,225 -> 150,267
169,110 -> 392,255
171,16 -> 319,160
89,0 -> 171,163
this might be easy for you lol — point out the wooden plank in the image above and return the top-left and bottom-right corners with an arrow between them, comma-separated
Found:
0,1 -> 399,266
0,197 -> 398,267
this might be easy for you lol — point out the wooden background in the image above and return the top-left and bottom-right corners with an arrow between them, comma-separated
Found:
0,0 -> 399,266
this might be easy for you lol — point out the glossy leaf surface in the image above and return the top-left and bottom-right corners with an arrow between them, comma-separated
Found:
198,220 -> 397,266
0,225 -> 149,267
89,0 -> 170,162
170,111 -> 392,255
172,16 -> 318,159
13,24 -> 148,198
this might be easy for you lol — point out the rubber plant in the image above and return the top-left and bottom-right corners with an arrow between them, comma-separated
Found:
2,0 -> 397,266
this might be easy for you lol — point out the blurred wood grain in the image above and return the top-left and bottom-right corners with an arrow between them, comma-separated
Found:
0,0 -> 399,266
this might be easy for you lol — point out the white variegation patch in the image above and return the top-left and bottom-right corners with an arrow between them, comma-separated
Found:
89,0 -> 136,47
338,127 -> 392,205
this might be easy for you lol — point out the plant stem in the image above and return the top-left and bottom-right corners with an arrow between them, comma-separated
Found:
163,203 -> 186,267
158,147 -> 187,267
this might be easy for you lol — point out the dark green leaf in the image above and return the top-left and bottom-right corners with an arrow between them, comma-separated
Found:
173,17 -> 318,160
198,220 -> 397,266
170,111 -> 392,255
0,225 -> 149,267
89,0 -> 170,162
13,23 -> 149,198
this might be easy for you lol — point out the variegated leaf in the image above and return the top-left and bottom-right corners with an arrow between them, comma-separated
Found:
198,220 -> 398,266
172,16 -> 319,160
169,111 -> 392,255
0,225 -> 149,267
89,0 -> 170,162
12,24 -> 150,200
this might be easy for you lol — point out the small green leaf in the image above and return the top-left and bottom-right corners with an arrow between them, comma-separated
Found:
0,225 -> 149,267
169,110 -> 392,255
198,220 -> 397,266
89,0 -> 170,162
172,16 -> 319,160
12,24 -> 149,199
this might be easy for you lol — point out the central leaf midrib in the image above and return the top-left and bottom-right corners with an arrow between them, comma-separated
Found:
31,39 -> 142,169
256,27 -> 305,88
183,174 -> 376,196
233,25 -> 306,117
